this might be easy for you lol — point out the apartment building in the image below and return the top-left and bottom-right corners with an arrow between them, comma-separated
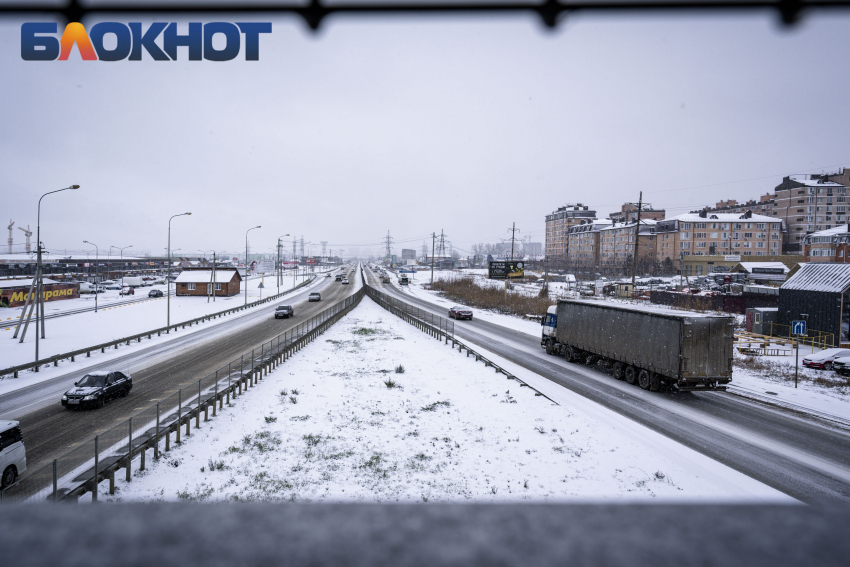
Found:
803,225 -> 850,263
609,202 -> 666,224
544,204 -> 596,261
774,174 -> 847,253
655,210 -> 783,264
598,220 -> 657,272
567,219 -> 612,272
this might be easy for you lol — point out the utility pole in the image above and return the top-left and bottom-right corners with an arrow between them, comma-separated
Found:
430,232 -> 436,285
507,222 -> 520,261
631,191 -> 643,289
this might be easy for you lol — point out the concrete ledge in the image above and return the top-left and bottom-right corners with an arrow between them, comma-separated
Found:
1,503 -> 847,566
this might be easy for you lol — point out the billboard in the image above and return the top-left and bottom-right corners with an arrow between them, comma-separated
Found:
304,258 -> 318,265
401,248 -> 416,260
488,261 -> 525,280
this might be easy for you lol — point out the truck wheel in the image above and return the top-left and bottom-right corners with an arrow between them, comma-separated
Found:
649,373 -> 662,392
612,362 -> 624,380
545,341 -> 553,355
638,369 -> 651,390
565,346 -> 578,362
624,366 -> 637,385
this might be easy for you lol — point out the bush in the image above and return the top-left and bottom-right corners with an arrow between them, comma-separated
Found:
426,276 -> 554,318
395,365 -> 405,374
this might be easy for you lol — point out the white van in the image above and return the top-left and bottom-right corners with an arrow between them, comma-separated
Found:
0,420 -> 26,488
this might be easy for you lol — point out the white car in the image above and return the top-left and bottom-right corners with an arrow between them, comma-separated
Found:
0,421 -> 26,488
801,348 -> 850,371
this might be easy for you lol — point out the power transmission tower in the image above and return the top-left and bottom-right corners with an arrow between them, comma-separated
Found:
292,238 -> 297,260
299,236 -> 305,258
507,222 -> 521,261
383,231 -> 394,265
321,241 -> 328,259
438,230 -> 446,257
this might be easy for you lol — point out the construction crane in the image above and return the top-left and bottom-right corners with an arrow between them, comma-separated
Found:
7,220 -> 13,254
18,225 -> 32,254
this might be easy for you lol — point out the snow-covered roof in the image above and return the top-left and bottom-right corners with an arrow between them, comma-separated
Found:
174,270 -> 240,283
671,212 -> 777,223
788,174 -> 844,188
781,263 -> 850,293
598,219 -> 657,233
0,277 -> 60,289
735,262 -> 789,273
803,225 -> 848,240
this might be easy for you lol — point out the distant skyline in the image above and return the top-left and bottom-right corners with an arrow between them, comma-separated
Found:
2,13 -> 849,259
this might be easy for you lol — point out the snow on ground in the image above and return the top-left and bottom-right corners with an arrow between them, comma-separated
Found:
102,296 -> 789,504
0,273 -> 322,396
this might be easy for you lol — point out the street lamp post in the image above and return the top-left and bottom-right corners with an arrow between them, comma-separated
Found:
245,226 -> 261,305
200,249 -> 216,303
168,213 -> 192,326
111,244 -> 132,284
82,241 -> 99,315
32,184 -> 79,368
277,234 -> 289,295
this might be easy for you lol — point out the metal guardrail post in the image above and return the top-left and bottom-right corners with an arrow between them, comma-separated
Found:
155,402 -> 160,459
126,418 -> 132,482
93,435 -> 99,502
197,380 -> 201,428
176,390 -> 182,443
227,363 -> 231,404
52,459 -> 58,503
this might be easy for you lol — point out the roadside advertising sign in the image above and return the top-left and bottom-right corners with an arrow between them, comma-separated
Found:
488,261 -> 524,280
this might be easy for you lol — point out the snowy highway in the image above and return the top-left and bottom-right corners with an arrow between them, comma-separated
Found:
363,266 -> 850,503
0,267 -> 361,477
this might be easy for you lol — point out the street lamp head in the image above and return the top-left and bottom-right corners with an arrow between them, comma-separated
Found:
185,212 -> 192,216
69,185 -> 80,190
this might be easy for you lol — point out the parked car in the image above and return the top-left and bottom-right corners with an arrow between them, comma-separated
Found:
341,278 -> 350,285
309,293 -> 322,302
0,421 -> 26,488
832,357 -> 850,376
275,305 -> 294,319
448,306 -> 473,320
802,348 -> 850,371
104,283 -> 122,290
148,289 -> 164,298
119,287 -> 134,296
61,371 -> 132,410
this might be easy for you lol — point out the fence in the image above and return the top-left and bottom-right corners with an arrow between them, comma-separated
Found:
365,283 -> 557,405
1,285 -> 365,503
0,276 -> 317,379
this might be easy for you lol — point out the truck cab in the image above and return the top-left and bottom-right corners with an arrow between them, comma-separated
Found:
541,305 -> 557,348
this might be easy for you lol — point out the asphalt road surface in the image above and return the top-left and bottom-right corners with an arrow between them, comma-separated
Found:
0,266 -> 359,477
363,266 -> 850,503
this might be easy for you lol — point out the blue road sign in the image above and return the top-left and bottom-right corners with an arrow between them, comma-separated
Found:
791,320 -> 806,336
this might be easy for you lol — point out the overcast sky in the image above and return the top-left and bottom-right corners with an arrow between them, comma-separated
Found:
1,11 -> 849,260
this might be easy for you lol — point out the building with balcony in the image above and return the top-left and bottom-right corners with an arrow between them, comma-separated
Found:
544,204 -> 596,265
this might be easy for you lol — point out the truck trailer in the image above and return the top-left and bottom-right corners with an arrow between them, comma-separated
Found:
541,299 -> 734,392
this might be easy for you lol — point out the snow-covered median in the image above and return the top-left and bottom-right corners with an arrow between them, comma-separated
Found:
104,296 -> 788,503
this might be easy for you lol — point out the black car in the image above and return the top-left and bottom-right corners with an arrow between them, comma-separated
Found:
62,371 -> 132,409
275,305 -> 294,319
335,275 -> 343,281
148,289 -> 164,298
308,293 -> 321,302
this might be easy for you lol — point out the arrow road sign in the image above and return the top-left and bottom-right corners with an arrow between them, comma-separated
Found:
792,320 -> 806,336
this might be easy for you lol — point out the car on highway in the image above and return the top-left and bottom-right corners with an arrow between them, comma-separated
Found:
61,371 -> 133,410
0,421 -> 26,488
326,273 -> 332,278
275,305 -> 294,319
335,275 -> 343,281
341,278 -> 350,285
148,289 -> 164,298
309,292 -> 322,302
802,348 -> 850,371
448,306 -> 473,320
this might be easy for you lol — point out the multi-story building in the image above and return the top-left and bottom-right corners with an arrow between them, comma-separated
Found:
567,219 -> 612,273
773,174 -> 847,253
655,210 -> 784,266
598,220 -> 657,274
609,202 -> 666,224
544,204 -> 596,263
803,225 -> 850,263
700,194 -> 776,218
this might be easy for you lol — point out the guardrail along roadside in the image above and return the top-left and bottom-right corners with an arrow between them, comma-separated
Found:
1,277 -> 317,379
1,285 -> 366,504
